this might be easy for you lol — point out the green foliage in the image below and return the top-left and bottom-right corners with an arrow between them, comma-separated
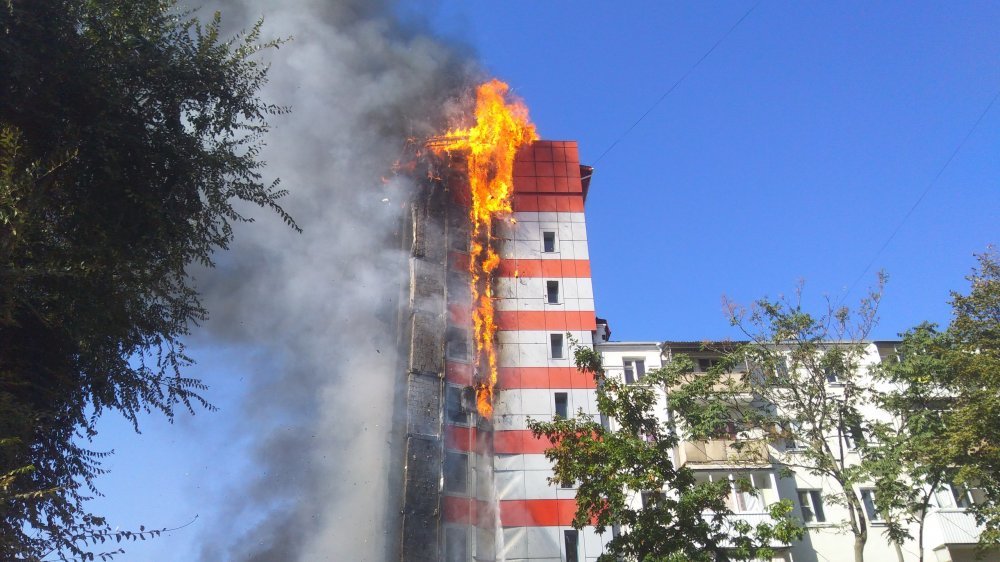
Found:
0,1 -> 292,559
667,280 -> 886,562
528,340 -> 801,561
874,248 -> 1000,556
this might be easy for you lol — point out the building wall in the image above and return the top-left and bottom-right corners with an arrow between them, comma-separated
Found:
594,340 -> 987,562
493,140 -> 612,562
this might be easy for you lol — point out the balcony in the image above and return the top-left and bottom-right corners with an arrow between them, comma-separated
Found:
924,509 -> 983,548
677,439 -> 769,466
709,512 -> 793,549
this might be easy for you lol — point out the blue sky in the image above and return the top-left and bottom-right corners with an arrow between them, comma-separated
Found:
88,2 -> 998,559
419,1 -> 999,341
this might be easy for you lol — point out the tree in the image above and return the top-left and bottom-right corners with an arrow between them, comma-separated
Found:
0,2 -> 294,559
528,343 -> 801,562
873,248 -> 1000,559
666,279 -> 889,562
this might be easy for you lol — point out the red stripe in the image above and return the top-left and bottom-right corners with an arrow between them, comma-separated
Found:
496,310 -> 596,331
494,430 -> 555,454
446,361 -> 472,385
443,496 -> 492,526
497,259 -> 591,278
498,367 -> 597,389
445,425 -> 478,452
499,499 -> 578,527
511,194 -> 585,212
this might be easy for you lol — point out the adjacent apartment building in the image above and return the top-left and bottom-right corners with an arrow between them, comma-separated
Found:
598,339 -> 988,562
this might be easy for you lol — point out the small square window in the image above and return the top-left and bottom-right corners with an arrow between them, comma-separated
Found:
542,231 -> 556,253
551,333 -> 564,359
546,280 -> 559,304
554,392 -> 568,418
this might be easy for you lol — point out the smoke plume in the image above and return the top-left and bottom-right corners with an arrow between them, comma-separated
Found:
187,1 -> 474,559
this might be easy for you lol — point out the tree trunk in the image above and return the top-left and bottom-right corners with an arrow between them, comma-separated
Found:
854,535 -> 866,562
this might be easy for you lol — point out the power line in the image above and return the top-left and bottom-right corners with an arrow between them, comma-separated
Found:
839,86 -> 1000,304
592,0 -> 763,166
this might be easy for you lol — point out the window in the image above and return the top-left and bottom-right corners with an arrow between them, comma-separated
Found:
844,424 -> 865,450
935,483 -> 979,509
785,422 -> 805,451
697,358 -> 720,372
443,452 -> 468,494
554,392 -> 568,418
444,527 -> 467,562
731,474 -> 768,513
542,231 -> 556,253
797,490 -> 826,523
551,333 -> 564,359
445,385 -> 468,425
775,357 -> 789,381
564,529 -> 579,562
824,367 -> 842,384
546,280 -> 560,304
623,358 -> 646,384
861,489 -> 883,522
446,328 -> 469,361
641,491 -> 665,509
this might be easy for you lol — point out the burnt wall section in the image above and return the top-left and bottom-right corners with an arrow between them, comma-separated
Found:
398,179 -> 449,562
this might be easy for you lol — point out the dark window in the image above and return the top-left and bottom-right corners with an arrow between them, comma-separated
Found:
446,328 -> 469,361
564,529 -> 579,562
825,367 -> 841,384
446,385 -> 468,425
445,527 -> 467,562
546,280 -> 559,304
861,489 -> 882,522
551,333 -> 564,359
555,392 -> 568,418
798,490 -> 826,523
543,231 -> 556,253
698,358 -> 720,372
443,452 -> 468,494
844,424 -> 865,450
623,359 -> 646,383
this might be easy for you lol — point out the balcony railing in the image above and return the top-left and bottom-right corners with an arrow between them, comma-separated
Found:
924,509 -> 983,547
707,511 -> 792,548
677,439 -> 770,466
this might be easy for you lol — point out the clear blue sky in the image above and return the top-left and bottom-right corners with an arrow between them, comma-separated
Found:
89,2 -> 999,559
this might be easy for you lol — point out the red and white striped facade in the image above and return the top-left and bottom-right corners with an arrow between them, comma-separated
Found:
440,140 -> 607,561
492,141 -> 608,561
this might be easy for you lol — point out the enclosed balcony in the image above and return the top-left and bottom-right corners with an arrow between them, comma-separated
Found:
677,438 -> 770,466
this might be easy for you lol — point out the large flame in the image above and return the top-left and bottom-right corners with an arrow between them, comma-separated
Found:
429,79 -> 538,417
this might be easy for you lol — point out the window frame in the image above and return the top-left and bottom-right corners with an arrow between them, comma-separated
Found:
554,392 -> 569,418
546,280 -> 560,304
542,230 -> 557,253
550,333 -> 565,359
623,358 -> 646,384
797,489 -> 827,524
860,489 -> 884,523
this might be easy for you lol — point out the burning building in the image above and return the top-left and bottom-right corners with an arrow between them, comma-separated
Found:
393,81 -> 608,561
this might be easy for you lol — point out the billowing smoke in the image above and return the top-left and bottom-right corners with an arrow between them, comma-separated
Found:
186,1 -> 475,559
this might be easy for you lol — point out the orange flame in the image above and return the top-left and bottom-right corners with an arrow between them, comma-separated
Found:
429,79 -> 538,418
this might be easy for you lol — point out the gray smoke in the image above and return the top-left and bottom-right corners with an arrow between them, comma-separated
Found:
186,2 -> 475,559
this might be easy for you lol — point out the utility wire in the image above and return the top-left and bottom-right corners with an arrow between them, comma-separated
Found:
839,86 -> 1000,305
592,0 -> 763,166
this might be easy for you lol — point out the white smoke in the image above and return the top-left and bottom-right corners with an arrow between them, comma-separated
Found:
186,2 -> 476,559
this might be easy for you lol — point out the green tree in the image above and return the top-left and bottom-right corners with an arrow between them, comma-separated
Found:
666,280 -> 891,562
0,2 -> 294,559
528,343 -> 801,562
873,248 -> 1000,559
